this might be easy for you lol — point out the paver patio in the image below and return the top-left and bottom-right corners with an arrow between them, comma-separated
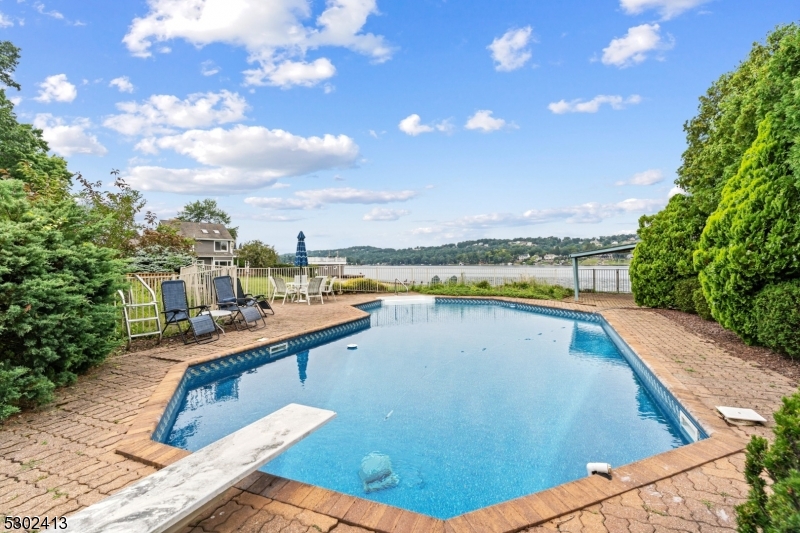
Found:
0,293 -> 795,532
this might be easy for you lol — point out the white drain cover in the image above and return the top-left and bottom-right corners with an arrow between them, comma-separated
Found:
716,406 -> 766,423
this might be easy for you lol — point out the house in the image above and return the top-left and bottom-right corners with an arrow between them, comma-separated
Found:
171,220 -> 237,267
517,253 -> 531,261
543,254 -> 557,261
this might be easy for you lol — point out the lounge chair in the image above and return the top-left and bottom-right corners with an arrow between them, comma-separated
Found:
160,280 -> 219,344
236,277 -> 274,316
270,276 -> 294,305
212,276 -> 266,330
297,276 -> 325,305
322,276 -> 338,301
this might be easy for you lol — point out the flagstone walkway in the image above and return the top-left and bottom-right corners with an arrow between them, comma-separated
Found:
0,293 -> 795,532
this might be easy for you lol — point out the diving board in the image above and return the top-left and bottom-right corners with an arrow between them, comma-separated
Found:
59,403 -> 335,533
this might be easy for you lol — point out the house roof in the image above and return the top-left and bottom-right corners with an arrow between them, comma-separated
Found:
167,220 -> 234,240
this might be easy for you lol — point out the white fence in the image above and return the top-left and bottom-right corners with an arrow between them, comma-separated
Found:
343,265 -> 630,293
118,264 -> 628,338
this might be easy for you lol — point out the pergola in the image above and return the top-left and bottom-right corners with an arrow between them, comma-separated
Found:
569,243 -> 636,301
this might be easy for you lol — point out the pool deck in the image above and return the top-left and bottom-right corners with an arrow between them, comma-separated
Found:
0,293 -> 795,532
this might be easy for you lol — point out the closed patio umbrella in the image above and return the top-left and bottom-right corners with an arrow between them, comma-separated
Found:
294,231 -> 308,267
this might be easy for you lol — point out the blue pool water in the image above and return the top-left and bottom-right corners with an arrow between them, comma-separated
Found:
164,302 -> 686,519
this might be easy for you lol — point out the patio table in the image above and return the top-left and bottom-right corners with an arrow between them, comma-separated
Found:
199,309 -> 232,334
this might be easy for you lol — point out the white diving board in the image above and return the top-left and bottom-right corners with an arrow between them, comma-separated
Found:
59,403 -> 335,533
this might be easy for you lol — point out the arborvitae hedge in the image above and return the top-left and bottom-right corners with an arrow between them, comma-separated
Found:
629,194 -> 706,309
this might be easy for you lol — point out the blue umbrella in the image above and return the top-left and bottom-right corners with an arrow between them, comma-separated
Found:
294,231 -> 308,266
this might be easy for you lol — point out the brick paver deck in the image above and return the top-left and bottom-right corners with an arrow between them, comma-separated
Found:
0,293 -> 795,532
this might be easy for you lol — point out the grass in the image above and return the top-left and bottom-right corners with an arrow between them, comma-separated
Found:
413,279 -> 573,300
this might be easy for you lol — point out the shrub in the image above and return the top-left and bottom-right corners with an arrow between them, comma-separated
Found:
673,277 -> 701,314
695,115 -> 800,342
737,390 -> 800,532
693,288 -> 713,321
125,245 -> 194,273
414,279 -> 572,301
629,194 -> 706,309
0,180 -> 125,419
754,281 -> 800,358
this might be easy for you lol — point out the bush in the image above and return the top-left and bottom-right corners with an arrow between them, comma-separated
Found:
695,115 -> 800,342
737,389 -> 800,532
629,194 -> 706,309
693,288 -> 713,321
0,180 -> 125,419
673,277 -> 700,314
125,245 -> 194,273
414,280 -> 572,300
754,281 -> 800,358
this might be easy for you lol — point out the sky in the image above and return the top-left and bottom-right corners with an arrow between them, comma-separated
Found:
1,0 -> 797,253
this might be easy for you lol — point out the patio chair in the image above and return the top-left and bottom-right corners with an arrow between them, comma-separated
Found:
236,277 -> 274,316
297,276 -> 325,305
212,276 -> 266,330
322,276 -> 338,301
270,276 -> 294,305
160,280 -> 219,344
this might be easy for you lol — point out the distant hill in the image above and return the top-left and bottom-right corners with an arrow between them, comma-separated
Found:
281,234 -> 638,266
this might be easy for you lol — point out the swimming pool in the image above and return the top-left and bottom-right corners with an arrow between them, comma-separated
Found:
157,299 -> 703,519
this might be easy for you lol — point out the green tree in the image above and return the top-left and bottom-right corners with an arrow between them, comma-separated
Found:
695,114 -> 800,342
176,198 -> 238,239
629,194 -> 706,308
737,389 -> 800,532
0,179 -> 125,419
0,41 -> 125,420
236,240 -> 280,268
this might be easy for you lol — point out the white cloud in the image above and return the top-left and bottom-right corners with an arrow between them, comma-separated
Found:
34,2 -> 64,20
668,186 -> 687,197
123,0 -> 392,88
399,114 -> 432,136
103,90 -> 248,136
34,74 -> 77,103
464,110 -> 513,132
620,0 -> 708,19
363,208 -> 410,221
246,58 -> 336,88
548,94 -> 642,114
398,114 -> 451,136
413,197 -> 666,234
601,24 -> 672,68
125,125 -> 359,193
9,97 -> 22,106
616,169 -> 664,186
488,27 -> 534,72
201,60 -> 220,76
109,76 -> 135,93
245,187 -> 417,210
0,12 -> 14,27
33,114 -> 107,157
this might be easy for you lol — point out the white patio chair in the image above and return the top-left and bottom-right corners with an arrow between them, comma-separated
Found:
270,276 -> 294,305
322,276 -> 338,300
298,276 -> 325,305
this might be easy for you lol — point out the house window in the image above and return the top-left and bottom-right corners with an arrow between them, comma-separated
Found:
214,260 -> 232,267
201,229 -> 209,234
213,230 -> 220,234
215,241 -> 229,252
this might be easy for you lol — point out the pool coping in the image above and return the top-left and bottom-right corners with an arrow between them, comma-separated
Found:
115,296 -> 748,533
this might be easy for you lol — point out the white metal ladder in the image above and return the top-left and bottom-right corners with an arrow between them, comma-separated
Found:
118,274 -> 162,348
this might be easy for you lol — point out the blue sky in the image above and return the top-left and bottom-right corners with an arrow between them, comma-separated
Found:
1,0 -> 797,253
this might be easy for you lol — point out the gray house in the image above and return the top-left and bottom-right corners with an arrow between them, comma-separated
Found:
170,220 -> 237,266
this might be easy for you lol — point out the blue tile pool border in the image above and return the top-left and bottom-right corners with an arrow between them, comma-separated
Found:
152,297 -> 707,445
151,316 -> 371,443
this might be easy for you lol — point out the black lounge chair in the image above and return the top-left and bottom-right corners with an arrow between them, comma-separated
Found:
160,280 -> 219,344
212,276 -> 266,330
236,277 -> 274,316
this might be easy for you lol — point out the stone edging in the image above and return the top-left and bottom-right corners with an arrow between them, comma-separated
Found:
116,295 -> 749,533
